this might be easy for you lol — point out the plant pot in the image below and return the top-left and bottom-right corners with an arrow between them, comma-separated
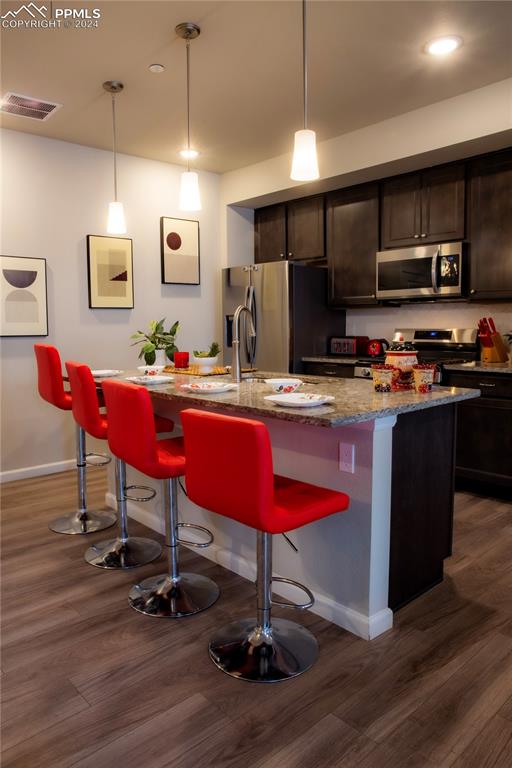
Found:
191,354 -> 219,373
154,349 -> 168,367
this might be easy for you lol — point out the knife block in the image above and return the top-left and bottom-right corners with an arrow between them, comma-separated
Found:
480,333 -> 509,363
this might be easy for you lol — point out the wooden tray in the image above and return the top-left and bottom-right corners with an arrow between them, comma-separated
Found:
164,365 -> 257,377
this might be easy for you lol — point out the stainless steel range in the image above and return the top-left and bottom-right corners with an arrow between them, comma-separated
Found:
354,328 -> 478,381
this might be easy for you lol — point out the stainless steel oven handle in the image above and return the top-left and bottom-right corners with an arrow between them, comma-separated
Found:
431,248 -> 440,293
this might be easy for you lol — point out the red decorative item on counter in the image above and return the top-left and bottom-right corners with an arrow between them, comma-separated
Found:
385,341 -> 418,391
366,339 -> 389,357
174,351 -> 189,369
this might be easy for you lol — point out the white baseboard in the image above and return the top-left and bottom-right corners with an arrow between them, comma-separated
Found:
0,458 -> 76,484
106,492 -> 393,641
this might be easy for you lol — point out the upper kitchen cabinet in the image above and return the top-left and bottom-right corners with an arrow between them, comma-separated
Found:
254,196 -> 325,264
254,204 -> 287,263
381,163 -> 465,249
327,183 -> 379,307
286,196 -> 325,262
468,149 -> 512,300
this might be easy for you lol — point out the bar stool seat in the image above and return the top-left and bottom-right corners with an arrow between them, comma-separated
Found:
181,408 -> 350,683
66,362 -> 170,569
34,344 -> 116,535
102,380 -> 219,617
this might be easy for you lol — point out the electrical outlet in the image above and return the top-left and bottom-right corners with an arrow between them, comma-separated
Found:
339,442 -> 355,473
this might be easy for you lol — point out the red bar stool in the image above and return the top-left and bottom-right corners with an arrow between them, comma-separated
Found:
181,408 -> 351,683
102,380 -> 220,617
66,362 -> 168,569
34,344 -> 116,535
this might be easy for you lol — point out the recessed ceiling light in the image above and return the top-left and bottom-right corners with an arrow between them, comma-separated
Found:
148,63 -> 165,73
180,148 -> 199,160
425,36 -> 463,56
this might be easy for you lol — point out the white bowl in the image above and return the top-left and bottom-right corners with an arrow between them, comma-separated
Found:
191,354 -> 219,373
264,378 -> 303,393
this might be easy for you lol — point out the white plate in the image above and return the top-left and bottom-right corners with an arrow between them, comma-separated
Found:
91,369 -> 123,378
264,393 -> 335,408
137,365 -> 166,373
181,382 -> 238,394
125,375 -> 173,385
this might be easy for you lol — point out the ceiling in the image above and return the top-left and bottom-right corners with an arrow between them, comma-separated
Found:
1,1 -> 512,174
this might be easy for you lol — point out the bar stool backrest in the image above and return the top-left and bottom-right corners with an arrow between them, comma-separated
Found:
34,344 -> 72,411
65,362 -> 106,440
101,380 -> 160,475
181,408 -> 274,532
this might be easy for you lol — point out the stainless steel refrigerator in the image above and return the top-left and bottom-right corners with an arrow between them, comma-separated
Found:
222,262 -> 345,373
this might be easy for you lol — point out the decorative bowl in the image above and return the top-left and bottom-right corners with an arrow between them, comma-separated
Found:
191,354 -> 219,373
264,378 -> 303,393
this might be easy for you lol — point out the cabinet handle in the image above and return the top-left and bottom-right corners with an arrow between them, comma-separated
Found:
420,233 -> 427,238
323,369 -> 338,375
478,382 -> 496,388
279,253 -> 285,259
288,252 -> 293,257
413,234 -> 420,239
347,294 -> 376,299
470,289 -> 476,295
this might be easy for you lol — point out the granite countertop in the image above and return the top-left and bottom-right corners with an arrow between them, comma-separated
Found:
129,370 -> 481,429
444,360 -> 512,375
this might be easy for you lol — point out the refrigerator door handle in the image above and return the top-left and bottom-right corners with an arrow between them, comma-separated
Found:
245,284 -> 257,366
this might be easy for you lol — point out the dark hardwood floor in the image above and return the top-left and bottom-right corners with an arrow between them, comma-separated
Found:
1,470 -> 512,767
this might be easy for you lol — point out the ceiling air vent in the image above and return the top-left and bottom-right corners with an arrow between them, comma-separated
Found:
0,92 -> 62,121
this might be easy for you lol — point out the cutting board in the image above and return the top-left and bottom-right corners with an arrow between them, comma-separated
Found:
164,365 -> 257,377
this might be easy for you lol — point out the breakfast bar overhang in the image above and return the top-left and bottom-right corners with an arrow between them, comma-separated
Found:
103,375 -> 479,640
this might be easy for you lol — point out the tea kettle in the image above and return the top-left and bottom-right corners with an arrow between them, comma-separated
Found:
366,338 -> 389,357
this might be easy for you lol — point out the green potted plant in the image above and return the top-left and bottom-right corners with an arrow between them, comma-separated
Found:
130,319 -> 179,366
191,342 -> 220,372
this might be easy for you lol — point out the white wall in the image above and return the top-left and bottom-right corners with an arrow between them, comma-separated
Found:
0,129 -> 221,479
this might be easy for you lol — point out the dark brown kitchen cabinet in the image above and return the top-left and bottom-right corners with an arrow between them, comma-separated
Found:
286,195 -> 325,262
255,197 -> 324,264
326,183 -> 379,306
254,204 -> 286,263
467,149 -> 512,300
443,371 -> 512,489
381,163 -> 465,249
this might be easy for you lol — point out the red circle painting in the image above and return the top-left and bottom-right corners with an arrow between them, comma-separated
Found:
166,232 -> 182,250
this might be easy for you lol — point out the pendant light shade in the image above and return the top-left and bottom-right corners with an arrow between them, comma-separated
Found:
291,129 -> 319,181
176,22 -> 202,212
107,201 -> 127,234
103,80 -> 126,234
179,171 -> 202,211
290,0 -> 319,181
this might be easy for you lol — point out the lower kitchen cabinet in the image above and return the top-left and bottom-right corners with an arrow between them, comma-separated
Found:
303,361 -> 355,378
326,183 -> 379,307
443,371 -> 512,488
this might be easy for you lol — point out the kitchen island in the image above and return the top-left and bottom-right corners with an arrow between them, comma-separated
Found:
104,373 -> 479,639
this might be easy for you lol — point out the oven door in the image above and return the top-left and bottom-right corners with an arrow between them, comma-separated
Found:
376,242 -> 463,300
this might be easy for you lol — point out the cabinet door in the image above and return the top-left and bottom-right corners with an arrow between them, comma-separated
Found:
455,397 -> 512,486
286,196 -> 324,261
468,149 -> 512,299
327,184 -> 379,306
380,174 -> 421,249
420,163 -> 465,243
303,362 -> 355,378
254,204 -> 286,263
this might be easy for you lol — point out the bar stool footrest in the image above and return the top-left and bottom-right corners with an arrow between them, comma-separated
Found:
176,522 -> 214,548
124,484 -> 157,502
271,577 -> 314,610
85,452 -> 111,467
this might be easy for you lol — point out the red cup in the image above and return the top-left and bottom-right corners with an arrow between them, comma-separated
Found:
174,351 -> 189,369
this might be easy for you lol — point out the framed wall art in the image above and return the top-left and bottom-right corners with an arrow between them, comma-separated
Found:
160,217 -> 200,285
87,235 -> 134,309
0,255 -> 48,337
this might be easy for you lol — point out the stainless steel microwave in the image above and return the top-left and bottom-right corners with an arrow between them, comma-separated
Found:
376,242 -> 465,300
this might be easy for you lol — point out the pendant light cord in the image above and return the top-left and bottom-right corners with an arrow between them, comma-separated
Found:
302,0 -> 308,130
186,39 -> 191,172
111,93 -> 118,202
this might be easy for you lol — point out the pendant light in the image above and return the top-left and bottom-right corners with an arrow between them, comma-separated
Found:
290,0 -> 319,181
176,22 -> 202,212
103,80 -> 127,234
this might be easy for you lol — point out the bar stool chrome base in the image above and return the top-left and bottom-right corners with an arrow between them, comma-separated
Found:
208,617 -> 318,683
49,509 -> 116,535
128,572 -> 220,617
85,536 -> 161,569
